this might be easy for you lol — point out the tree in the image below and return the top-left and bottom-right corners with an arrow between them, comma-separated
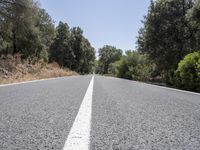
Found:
187,0 -> 200,27
98,45 -> 122,74
35,8 -> 55,60
0,0 -> 96,73
0,0 -> 55,59
0,0 -> 16,19
187,0 -> 200,50
0,0 -> 40,55
79,38 -> 95,74
70,27 -> 84,72
49,22 -> 75,68
70,27 -> 95,73
137,0 -> 196,80
0,0 -> 29,54
50,23 -> 95,73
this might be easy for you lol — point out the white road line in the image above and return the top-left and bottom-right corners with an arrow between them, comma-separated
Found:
63,76 -> 94,150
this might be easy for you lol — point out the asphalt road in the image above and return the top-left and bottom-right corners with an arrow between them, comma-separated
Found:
1,75 -> 200,150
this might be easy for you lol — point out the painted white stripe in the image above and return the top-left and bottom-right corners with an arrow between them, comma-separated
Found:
63,76 -> 94,150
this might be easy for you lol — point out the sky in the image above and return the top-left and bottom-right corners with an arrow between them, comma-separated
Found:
39,0 -> 150,52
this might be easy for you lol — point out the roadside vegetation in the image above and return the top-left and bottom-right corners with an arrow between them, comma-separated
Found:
0,54 -> 77,84
0,0 -> 95,84
96,0 -> 200,92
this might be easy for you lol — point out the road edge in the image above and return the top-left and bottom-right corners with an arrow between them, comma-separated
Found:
0,75 -> 80,87
102,75 -> 200,96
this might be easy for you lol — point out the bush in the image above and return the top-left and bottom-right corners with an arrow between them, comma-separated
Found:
174,51 -> 200,92
39,49 -> 49,62
108,51 -> 155,81
115,57 -> 131,79
107,62 -> 118,76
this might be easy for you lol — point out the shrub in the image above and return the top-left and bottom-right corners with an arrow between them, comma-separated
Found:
108,51 -> 155,81
174,51 -> 200,92
115,57 -> 131,79
39,49 -> 49,62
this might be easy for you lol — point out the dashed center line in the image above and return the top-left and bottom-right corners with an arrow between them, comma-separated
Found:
63,76 -> 94,150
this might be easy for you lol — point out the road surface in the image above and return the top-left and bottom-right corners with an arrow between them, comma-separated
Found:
0,75 -> 200,150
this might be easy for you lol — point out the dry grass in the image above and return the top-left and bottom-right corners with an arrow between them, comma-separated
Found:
0,55 -> 78,84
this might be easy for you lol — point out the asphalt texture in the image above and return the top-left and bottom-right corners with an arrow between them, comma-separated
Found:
91,76 -> 200,150
0,75 -> 91,149
1,75 -> 200,150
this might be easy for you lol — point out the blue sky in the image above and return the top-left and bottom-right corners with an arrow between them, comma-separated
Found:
39,0 -> 150,52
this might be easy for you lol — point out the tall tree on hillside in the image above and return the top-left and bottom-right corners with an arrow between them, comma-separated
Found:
0,0 -> 15,19
187,0 -> 200,27
187,0 -> 200,49
137,0 -> 196,79
80,38 -> 96,74
0,0 -> 27,54
49,22 -> 75,68
36,8 -> 55,54
70,27 -> 96,73
50,23 -> 95,73
70,27 -> 84,71
0,0 -> 41,56
0,0 -> 55,59
98,45 -> 122,74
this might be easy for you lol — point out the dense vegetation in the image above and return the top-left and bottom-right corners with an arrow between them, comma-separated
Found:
137,0 -> 200,91
49,22 -> 95,74
0,0 -> 95,74
96,45 -> 122,74
97,0 -> 200,92
109,51 -> 155,81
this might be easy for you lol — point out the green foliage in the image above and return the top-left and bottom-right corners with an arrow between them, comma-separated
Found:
49,22 -> 95,74
70,27 -> 84,71
111,51 -> 154,81
0,0 -> 55,58
39,49 -> 48,62
137,0 -> 197,79
174,51 -> 200,92
0,0 -> 95,74
79,38 -> 96,74
69,27 -> 95,73
187,0 -> 200,27
114,57 -> 131,79
36,8 -> 55,51
49,22 -> 74,67
187,0 -> 200,51
98,45 -> 122,74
